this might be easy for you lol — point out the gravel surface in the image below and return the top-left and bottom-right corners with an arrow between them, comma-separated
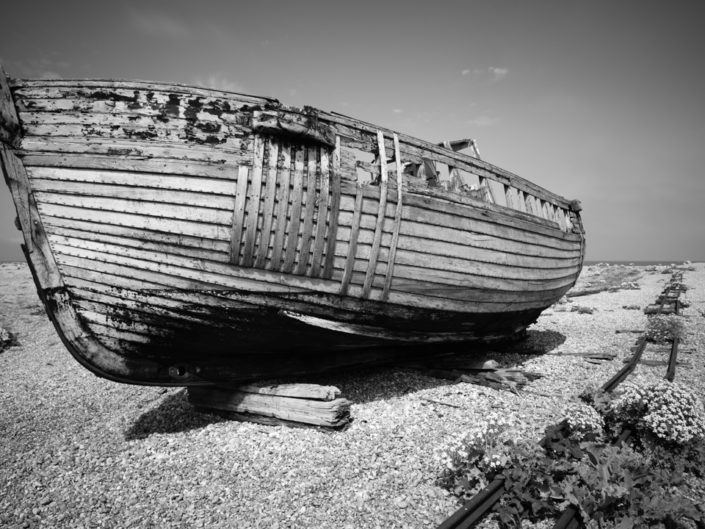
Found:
1,262 -> 703,528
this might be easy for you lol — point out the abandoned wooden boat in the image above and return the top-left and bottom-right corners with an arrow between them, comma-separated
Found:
0,66 -> 585,386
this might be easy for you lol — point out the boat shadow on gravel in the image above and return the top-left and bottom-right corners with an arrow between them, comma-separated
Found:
125,390 -> 228,440
124,329 -> 565,438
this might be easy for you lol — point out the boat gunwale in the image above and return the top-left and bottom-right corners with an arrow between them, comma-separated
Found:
9,77 -> 581,216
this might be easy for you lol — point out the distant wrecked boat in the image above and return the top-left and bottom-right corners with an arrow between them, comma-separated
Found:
0,66 -> 584,386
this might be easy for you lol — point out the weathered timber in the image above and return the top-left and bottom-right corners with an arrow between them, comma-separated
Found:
0,67 -> 21,147
187,386 -> 350,428
309,149 -> 331,277
362,131 -> 389,298
235,383 -> 341,401
295,147 -> 319,275
644,303 -> 677,315
1,71 -> 585,385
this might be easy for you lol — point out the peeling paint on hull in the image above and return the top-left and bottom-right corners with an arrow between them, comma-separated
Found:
1,70 -> 585,386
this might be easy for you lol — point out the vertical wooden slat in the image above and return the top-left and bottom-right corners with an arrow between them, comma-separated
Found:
382,134 -> 403,301
524,194 -> 535,216
295,147 -> 319,275
309,149 -> 330,277
504,184 -> 517,210
339,186 -> 363,296
254,140 -> 279,269
362,131 -> 389,298
283,147 -> 305,273
269,145 -> 291,271
229,164 -> 250,264
550,204 -> 560,225
448,164 -> 462,191
479,175 -> 495,203
241,136 -> 265,267
1,145 -> 32,246
0,67 -> 21,148
546,203 -> 556,223
323,137 -> 341,279
541,200 -> 550,221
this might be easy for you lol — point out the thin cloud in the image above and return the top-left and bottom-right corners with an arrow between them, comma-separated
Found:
392,108 -> 403,114
7,56 -> 66,80
462,67 -> 509,83
489,67 -> 509,82
195,73 -> 246,94
126,8 -> 192,39
467,115 -> 499,127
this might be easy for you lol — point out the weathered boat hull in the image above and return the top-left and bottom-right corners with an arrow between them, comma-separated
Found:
1,67 -> 585,386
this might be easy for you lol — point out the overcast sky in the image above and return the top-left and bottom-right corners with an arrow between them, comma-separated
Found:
1,0 -> 704,262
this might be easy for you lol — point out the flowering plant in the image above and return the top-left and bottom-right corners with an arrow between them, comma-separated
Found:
435,412 -> 513,495
609,381 -> 705,445
562,402 -> 604,441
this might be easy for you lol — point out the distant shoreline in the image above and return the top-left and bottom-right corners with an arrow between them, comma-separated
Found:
583,260 -> 698,266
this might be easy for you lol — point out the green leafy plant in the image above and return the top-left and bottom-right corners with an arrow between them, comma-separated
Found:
439,384 -> 705,528
492,435 -> 705,528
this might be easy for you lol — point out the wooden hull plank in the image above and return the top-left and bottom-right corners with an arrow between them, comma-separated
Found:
1,74 -> 586,386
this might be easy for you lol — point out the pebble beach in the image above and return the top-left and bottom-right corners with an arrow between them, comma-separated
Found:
1,261 -> 703,529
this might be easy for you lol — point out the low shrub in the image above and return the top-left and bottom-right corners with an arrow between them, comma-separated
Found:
441,382 -> 705,528
607,381 -> 705,445
563,401 -> 604,442
645,314 -> 685,343
435,412 -> 513,497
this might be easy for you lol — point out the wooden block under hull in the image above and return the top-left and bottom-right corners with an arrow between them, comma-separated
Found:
187,384 -> 351,428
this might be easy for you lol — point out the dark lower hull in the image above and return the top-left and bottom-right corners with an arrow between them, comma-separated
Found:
35,261 -> 546,386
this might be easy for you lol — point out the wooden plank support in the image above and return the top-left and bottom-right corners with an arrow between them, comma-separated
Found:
229,165 -> 250,264
269,145 -> 292,270
295,147 -> 319,275
283,147 -> 305,273
322,136 -> 342,279
241,136 -> 265,267
309,149 -> 331,277
362,130 -> 389,298
235,382 -> 341,400
0,66 -> 21,147
382,134 -> 404,301
340,186 -> 363,295
504,184 -> 516,210
254,139 -> 279,268
187,384 -> 351,428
